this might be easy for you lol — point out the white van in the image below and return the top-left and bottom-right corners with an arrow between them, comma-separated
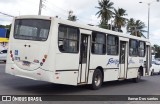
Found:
150,60 -> 160,75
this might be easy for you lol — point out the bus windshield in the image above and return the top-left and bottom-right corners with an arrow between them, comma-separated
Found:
14,19 -> 51,41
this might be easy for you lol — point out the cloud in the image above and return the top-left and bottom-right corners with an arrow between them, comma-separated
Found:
0,0 -> 160,45
150,29 -> 160,45
0,0 -> 18,4
0,15 -> 12,25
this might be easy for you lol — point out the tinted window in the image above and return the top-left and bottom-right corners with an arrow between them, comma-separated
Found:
58,25 -> 79,53
91,32 -> 106,54
14,19 -> 51,41
107,35 -> 118,55
129,39 -> 138,56
139,41 -> 145,57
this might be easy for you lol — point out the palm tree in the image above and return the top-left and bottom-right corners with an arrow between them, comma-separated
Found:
127,18 -> 135,35
96,0 -> 114,29
113,8 -> 128,32
127,18 -> 146,37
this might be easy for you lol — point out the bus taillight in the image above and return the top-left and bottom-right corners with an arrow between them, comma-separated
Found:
40,55 -> 47,66
44,55 -> 47,59
42,55 -> 47,63
10,50 -> 14,61
10,54 -> 13,58
42,59 -> 45,63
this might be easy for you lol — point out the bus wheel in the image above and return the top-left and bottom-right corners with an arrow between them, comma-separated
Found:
133,71 -> 141,83
90,69 -> 103,90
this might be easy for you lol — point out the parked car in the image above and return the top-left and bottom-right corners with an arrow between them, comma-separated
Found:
150,60 -> 160,75
0,50 -> 7,62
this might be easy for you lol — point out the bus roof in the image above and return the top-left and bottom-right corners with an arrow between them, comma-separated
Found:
14,15 -> 150,44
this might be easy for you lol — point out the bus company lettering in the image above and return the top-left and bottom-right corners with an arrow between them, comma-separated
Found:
107,58 -> 119,65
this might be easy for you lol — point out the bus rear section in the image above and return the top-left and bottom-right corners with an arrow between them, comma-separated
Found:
6,16 -> 54,82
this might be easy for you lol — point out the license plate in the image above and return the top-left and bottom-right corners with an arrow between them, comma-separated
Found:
23,61 -> 30,66
15,57 -> 20,61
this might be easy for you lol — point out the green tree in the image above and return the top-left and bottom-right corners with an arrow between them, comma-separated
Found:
127,18 -> 146,37
68,10 -> 77,21
96,0 -> 114,29
113,8 -> 128,32
153,44 -> 160,58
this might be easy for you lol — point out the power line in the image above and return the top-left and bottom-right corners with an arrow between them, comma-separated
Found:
45,0 -> 68,13
44,6 -> 67,19
44,0 -> 98,25
45,3 -> 67,14
41,0 -> 98,26
0,11 -> 14,17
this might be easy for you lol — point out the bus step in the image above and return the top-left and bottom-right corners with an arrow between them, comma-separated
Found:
118,78 -> 125,81
77,82 -> 87,85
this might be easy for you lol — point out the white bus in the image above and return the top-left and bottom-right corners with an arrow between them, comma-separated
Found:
6,15 -> 151,90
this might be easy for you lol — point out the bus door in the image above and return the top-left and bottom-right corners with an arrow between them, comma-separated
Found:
119,41 -> 128,78
78,34 -> 90,83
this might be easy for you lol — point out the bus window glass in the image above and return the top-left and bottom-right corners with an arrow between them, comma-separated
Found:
91,32 -> 106,54
68,28 -> 78,40
139,41 -> 145,57
40,29 -> 49,38
14,19 -> 51,41
15,25 -> 38,37
58,25 -> 79,53
107,35 -> 118,55
129,39 -> 138,56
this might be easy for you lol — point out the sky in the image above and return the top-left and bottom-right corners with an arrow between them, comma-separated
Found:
0,0 -> 160,45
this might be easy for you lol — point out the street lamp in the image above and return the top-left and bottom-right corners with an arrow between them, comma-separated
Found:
139,0 -> 159,39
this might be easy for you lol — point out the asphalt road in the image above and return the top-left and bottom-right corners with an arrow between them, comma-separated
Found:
0,63 -> 160,104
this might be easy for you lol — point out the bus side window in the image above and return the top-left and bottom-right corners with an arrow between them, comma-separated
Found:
107,35 -> 118,55
58,25 -> 79,53
58,28 -> 66,52
139,41 -> 145,57
129,39 -> 138,56
91,32 -> 106,55
58,40 -> 65,52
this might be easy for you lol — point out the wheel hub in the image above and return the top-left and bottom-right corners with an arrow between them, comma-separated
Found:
95,75 -> 101,86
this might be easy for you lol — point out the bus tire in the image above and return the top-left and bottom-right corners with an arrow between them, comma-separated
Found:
90,69 -> 103,90
133,71 -> 141,83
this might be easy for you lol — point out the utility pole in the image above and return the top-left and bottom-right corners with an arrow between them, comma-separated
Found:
38,0 -> 43,15
147,3 -> 150,39
139,0 -> 159,39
